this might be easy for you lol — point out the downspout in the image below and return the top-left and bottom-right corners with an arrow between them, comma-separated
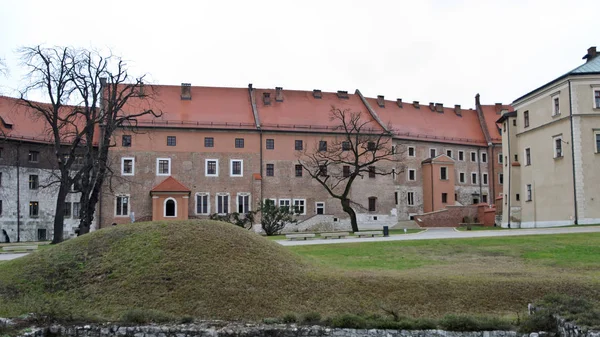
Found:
477,148 -> 482,200
247,84 -> 263,206
568,80 -> 578,225
430,163 -> 434,212
506,120 -> 511,228
16,142 -> 21,242
490,144 -> 495,204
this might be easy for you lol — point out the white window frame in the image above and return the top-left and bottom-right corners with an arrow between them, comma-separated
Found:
205,159 -> 219,177
164,197 -> 177,217
407,191 -> 415,206
121,157 -> 135,176
458,150 -> 465,161
408,146 -> 416,157
278,198 -> 291,211
440,166 -> 448,180
482,173 -> 488,185
156,158 -> 171,176
594,89 -> 600,109
115,194 -> 130,217
446,149 -> 453,158
551,94 -> 560,116
230,159 -> 243,177
470,151 -> 477,163
429,148 -> 437,158
481,152 -> 487,163
471,172 -> 478,185
236,192 -> 251,214
594,130 -> 600,153
524,147 -> 531,166
459,172 -> 465,183
263,198 -> 277,207
553,135 -> 563,158
315,202 -> 325,214
408,169 -> 416,181
293,199 -> 306,215
526,184 -> 532,201
216,193 -> 230,215
195,192 -> 210,215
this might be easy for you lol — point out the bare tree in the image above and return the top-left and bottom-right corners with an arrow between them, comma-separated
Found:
0,58 -> 7,77
298,107 -> 403,233
18,46 -> 159,243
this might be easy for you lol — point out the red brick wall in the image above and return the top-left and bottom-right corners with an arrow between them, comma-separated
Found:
414,205 -> 478,227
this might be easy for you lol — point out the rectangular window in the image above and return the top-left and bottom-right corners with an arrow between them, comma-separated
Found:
237,194 -> 250,214
342,141 -> 351,151
498,153 -> 503,164
471,173 -> 477,185
279,199 -> 291,212
217,194 -> 229,214
368,197 -> 377,212
408,169 -> 416,181
595,90 -> 600,109
524,111 -> 530,128
499,173 -> 504,185
122,157 -> 134,176
526,184 -> 532,201
553,96 -> 560,116
514,154 -> 518,162
116,196 -> 129,216
73,202 -> 81,218
408,146 -> 415,157
29,175 -> 39,189
204,137 -> 214,148
446,150 -> 453,158
554,136 -> 563,158
459,172 -> 465,183
122,135 -> 132,147
235,138 -> 244,148
230,160 -> 243,177
295,164 -> 303,177
407,192 -> 415,206
266,139 -> 275,150
595,132 -> 600,153
28,151 -> 39,163
319,141 -> 327,152
367,141 -> 376,151
458,151 -> 464,161
441,193 -> 448,204
293,199 -> 306,215
482,195 -> 488,203
505,156 -> 508,166
319,165 -> 327,176
513,120 -> 517,126
481,152 -> 487,163
64,202 -> 72,218
483,173 -> 488,185
205,159 -> 219,176
316,202 -> 325,215
429,148 -> 437,158
29,201 -> 39,217
266,164 -> 274,177
440,167 -> 447,180
157,158 -> 171,176
167,136 -> 176,146
516,193 -> 520,201
470,152 -> 477,162
343,165 -> 350,177
295,140 -> 303,151
525,148 -> 531,166
368,166 -> 376,178
196,193 -> 210,215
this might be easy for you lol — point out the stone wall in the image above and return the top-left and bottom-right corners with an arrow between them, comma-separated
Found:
10,321 -> 600,337
414,205 -> 479,227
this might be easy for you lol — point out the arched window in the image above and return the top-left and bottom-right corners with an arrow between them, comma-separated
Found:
164,198 -> 177,217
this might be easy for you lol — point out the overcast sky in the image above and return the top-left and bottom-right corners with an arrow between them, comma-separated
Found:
0,0 -> 598,108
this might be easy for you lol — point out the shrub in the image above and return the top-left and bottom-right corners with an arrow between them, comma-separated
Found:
303,312 -> 322,324
120,308 -> 175,324
262,317 -> 281,325
282,313 -> 298,324
412,318 -> 438,330
179,316 -> 194,324
519,310 -> 558,333
330,314 -> 367,329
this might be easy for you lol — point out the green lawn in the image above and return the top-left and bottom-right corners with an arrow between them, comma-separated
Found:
266,228 -> 424,240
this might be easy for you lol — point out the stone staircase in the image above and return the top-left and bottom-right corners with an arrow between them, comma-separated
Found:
392,220 -> 421,229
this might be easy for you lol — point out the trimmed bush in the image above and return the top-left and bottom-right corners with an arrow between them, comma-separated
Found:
302,312 -> 322,324
262,317 -> 281,324
282,313 -> 297,324
412,318 -> 438,330
330,314 -> 367,329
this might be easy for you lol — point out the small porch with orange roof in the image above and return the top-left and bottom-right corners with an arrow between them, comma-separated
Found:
150,176 -> 191,221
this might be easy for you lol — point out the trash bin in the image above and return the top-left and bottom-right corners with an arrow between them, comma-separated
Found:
383,226 -> 389,237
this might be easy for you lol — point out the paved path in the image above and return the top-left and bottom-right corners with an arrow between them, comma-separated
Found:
277,225 -> 600,246
0,253 -> 28,261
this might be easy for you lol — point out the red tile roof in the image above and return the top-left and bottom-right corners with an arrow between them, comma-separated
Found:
367,98 -> 488,146
127,85 -> 257,130
150,176 -> 191,193
254,89 -> 385,133
480,104 -> 513,144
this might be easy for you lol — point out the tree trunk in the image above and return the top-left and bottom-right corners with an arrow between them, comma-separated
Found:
78,155 -> 107,234
341,198 -> 359,232
52,177 -> 69,244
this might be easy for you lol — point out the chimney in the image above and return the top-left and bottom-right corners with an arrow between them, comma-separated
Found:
495,103 -> 503,113
275,87 -> 283,102
313,89 -> 322,99
429,102 -> 435,111
396,98 -> 403,108
263,92 -> 271,105
413,101 -> 420,109
181,83 -> 192,100
100,77 -> 107,87
337,90 -> 349,99
454,104 -> 462,116
435,103 -> 443,113
583,46 -> 597,62
377,95 -> 385,108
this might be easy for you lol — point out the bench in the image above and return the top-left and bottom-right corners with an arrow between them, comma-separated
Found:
320,232 -> 350,239
2,245 -> 38,252
354,231 -> 384,238
285,234 -> 316,241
